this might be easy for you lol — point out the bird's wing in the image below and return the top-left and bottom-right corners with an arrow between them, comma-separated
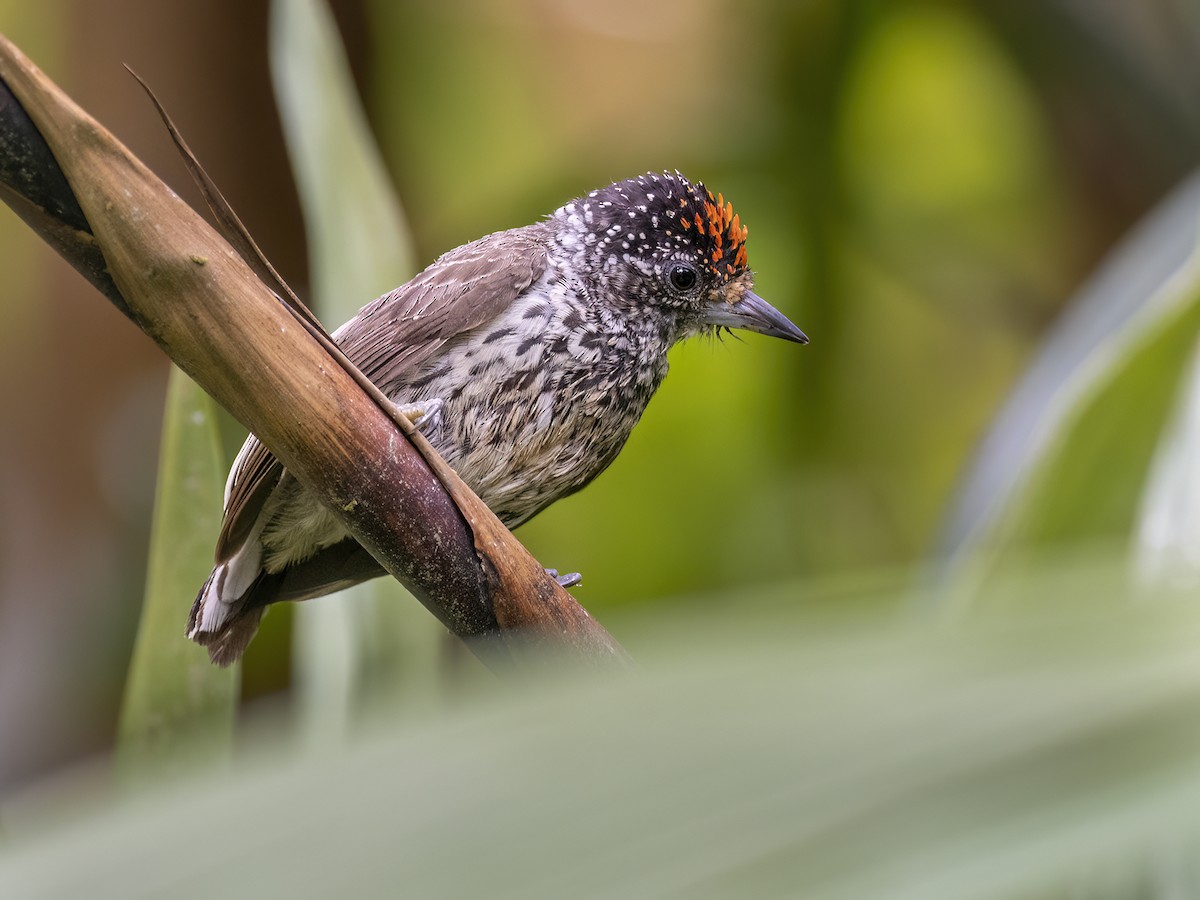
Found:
214,227 -> 549,563
335,226 -> 549,394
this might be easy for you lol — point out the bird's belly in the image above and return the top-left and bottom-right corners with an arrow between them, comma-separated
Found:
259,352 -> 661,572
432,390 -> 638,527
401,333 -> 660,527
386,282 -> 672,528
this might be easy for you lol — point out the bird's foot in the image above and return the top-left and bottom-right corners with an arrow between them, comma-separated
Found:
545,568 -> 582,589
393,398 -> 445,436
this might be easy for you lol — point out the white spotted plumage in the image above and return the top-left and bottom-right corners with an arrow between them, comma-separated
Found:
188,171 -> 806,665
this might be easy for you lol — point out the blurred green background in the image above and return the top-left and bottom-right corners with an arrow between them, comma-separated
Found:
0,0 -> 1198,828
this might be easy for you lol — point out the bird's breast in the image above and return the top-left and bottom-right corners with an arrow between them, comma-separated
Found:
398,283 -> 670,526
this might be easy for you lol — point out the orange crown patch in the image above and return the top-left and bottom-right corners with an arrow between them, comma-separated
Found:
676,181 -> 749,279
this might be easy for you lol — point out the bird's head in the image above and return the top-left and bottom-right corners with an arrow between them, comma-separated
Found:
552,172 -> 808,345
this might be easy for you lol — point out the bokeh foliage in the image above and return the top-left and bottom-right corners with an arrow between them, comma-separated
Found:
10,560 -> 1200,898
115,367 -> 236,784
1,0 -> 1199,894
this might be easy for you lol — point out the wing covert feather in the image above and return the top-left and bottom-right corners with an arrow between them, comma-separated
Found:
335,227 -> 548,395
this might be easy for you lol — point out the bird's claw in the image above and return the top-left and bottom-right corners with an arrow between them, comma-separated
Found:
545,568 -> 582,589
394,398 -> 445,436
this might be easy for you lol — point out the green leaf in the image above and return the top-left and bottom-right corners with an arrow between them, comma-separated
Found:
269,0 -> 414,305
115,366 -> 237,785
1135,341 -> 1200,585
268,0 -> 444,734
11,564 -> 1200,898
939,171 -> 1200,590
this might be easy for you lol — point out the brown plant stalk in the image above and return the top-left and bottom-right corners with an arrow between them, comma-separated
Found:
0,33 -> 629,669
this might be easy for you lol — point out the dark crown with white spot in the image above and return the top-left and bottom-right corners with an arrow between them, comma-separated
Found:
558,172 -> 750,283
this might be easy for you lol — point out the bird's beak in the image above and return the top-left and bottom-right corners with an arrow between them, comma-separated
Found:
704,290 -> 809,344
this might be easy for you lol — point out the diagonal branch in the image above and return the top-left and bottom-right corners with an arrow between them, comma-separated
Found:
0,33 -> 629,669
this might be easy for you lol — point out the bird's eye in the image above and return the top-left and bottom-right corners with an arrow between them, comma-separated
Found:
668,263 -> 698,292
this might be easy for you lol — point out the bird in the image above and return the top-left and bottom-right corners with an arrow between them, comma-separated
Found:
188,172 -> 808,664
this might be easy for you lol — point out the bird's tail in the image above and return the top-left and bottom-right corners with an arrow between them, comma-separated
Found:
187,538 -> 388,666
187,563 -> 274,667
